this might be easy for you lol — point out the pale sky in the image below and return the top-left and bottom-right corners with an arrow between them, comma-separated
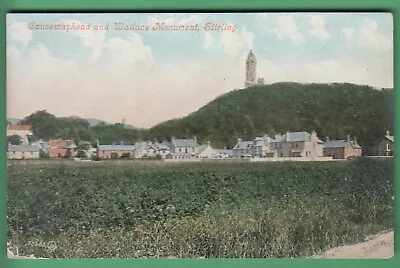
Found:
6,13 -> 393,128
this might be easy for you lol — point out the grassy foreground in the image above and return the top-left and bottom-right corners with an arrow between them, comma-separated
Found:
7,158 -> 394,258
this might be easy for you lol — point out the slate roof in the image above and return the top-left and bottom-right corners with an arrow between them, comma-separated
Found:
49,139 -> 76,148
198,144 -> 211,154
324,140 -> 362,149
8,144 -> 40,152
270,131 -> 324,143
7,124 -> 32,131
171,139 -> 198,148
233,141 -> 254,150
98,145 -> 136,151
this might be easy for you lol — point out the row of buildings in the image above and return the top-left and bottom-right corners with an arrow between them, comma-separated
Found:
6,123 -> 395,160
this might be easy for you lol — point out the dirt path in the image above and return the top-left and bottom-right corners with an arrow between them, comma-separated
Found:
314,231 -> 394,259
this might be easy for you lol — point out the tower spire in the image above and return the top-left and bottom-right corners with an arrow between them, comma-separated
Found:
245,50 -> 257,88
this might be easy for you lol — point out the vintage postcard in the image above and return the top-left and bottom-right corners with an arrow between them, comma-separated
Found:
6,13 -> 393,259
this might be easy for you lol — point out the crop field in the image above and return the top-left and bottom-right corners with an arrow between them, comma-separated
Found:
7,158 -> 394,258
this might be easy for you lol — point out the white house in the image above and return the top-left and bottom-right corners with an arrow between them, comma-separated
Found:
232,139 -> 254,158
198,142 -> 215,159
7,124 -> 33,145
170,137 -> 199,156
8,144 -> 40,159
269,130 -> 324,159
213,149 -> 233,158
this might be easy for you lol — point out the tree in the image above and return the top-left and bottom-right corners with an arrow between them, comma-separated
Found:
77,143 -> 90,151
39,149 -> 50,159
65,149 -> 72,159
7,135 -> 22,145
77,150 -> 88,159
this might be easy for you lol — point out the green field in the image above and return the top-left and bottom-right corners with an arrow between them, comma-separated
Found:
7,158 -> 394,258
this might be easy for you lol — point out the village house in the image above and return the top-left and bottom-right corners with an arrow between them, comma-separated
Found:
198,141 -> 215,159
48,139 -> 77,158
165,152 -> 196,160
8,144 -> 40,159
232,135 -> 272,158
269,130 -> 324,159
133,141 -> 149,158
213,149 -> 233,159
323,135 -> 362,159
377,130 -> 394,156
154,142 -> 171,158
232,139 -> 254,158
168,136 -> 199,157
97,143 -> 136,159
6,124 -> 33,145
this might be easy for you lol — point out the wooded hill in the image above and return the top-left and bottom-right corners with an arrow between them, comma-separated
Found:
15,82 -> 393,155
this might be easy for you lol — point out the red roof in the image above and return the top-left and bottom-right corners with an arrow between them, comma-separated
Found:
49,139 -> 74,148
7,124 -> 32,131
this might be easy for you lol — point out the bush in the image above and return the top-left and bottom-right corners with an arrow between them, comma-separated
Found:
77,150 -> 88,159
39,149 -> 50,159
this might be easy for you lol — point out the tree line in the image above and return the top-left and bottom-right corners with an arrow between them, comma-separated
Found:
11,82 -> 393,155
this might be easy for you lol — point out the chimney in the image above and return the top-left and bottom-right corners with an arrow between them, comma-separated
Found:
207,141 -> 211,146
238,138 -> 242,143
286,131 -> 290,141
171,136 -> 175,142
120,140 -> 123,145
193,136 -> 197,143
326,136 -> 329,142
347,134 -> 350,142
386,130 -> 390,136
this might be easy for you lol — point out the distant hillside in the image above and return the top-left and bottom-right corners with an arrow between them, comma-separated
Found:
145,82 -> 393,155
8,117 -> 113,128
12,82 -> 393,155
7,118 -> 21,124
85,118 -> 111,127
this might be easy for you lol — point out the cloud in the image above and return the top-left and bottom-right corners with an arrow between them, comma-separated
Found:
177,14 -> 204,25
104,32 -> 154,69
203,31 -> 214,50
341,28 -> 355,40
308,15 -> 330,40
361,19 -> 392,51
6,14 -> 393,129
6,26 -> 245,128
219,26 -> 254,57
60,19 -> 107,61
7,21 -> 33,45
271,14 -> 305,45
258,58 -> 393,89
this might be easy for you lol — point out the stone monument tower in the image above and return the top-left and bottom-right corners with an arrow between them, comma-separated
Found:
245,50 -> 257,88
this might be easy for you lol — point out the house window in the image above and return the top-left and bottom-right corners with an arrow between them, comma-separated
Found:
386,143 -> 390,151
185,148 -> 188,153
